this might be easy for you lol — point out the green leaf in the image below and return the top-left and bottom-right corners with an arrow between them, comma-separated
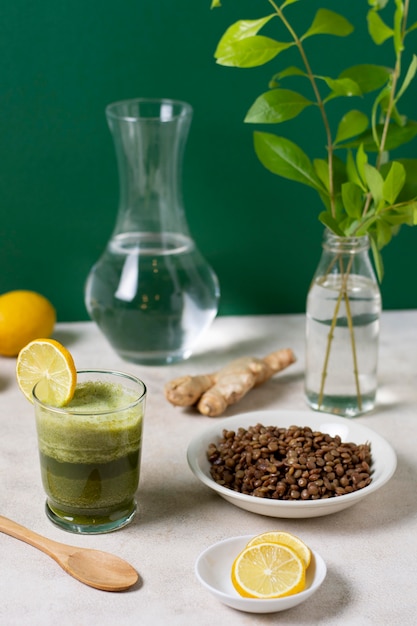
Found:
393,0 -> 404,54
355,212 -> 378,236
318,211 -> 345,235
385,121 -> 417,149
335,110 -> 369,144
408,202 -> 417,225
342,120 -> 417,152
216,36 -> 292,68
385,202 -> 417,226
379,98 -> 406,127
332,155 -> 348,193
269,65 -> 306,88
382,161 -> 406,204
380,159 -> 417,202
382,205 -> 416,226
364,163 -> 385,208
398,160 -> 417,202
245,89 -> 313,124
367,9 -> 394,44
368,1 -> 390,11
314,159 -> 330,190
215,16 -> 276,52
396,55 -> 417,102
345,219 -> 361,236
346,150 -> 365,189
314,156 -> 347,198
370,85 -> 391,148
339,64 -> 391,94
210,0 -> 221,8
404,202 -> 417,225
214,16 -> 287,67
253,132 -> 326,191
370,235 -> 384,281
302,9 -> 354,39
321,77 -> 362,100
274,66 -> 306,80
356,145 -> 368,184
317,190 -> 332,213
341,182 -> 364,218
376,219 -> 393,248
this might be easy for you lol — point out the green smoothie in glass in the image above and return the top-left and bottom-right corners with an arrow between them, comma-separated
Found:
33,370 -> 146,534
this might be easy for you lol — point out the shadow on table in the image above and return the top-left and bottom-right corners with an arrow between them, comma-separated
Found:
190,332 -> 299,366
173,371 -> 305,420
134,480 -> 222,528
227,566 -> 351,625
135,444 -> 415,540
0,373 -> 13,392
291,451 -> 415,535
53,328 -> 87,348
352,451 -> 417,529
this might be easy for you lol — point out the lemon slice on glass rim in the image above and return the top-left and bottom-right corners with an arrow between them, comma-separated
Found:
16,338 -> 77,406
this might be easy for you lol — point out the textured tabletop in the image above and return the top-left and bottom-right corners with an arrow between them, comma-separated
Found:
1,312 -> 416,625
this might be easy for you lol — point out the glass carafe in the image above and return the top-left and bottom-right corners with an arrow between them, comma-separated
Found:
85,98 -> 220,365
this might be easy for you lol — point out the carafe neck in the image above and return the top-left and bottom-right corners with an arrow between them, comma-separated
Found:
106,98 -> 193,236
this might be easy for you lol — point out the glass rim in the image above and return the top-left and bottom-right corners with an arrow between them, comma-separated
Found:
105,97 -> 193,122
32,369 -> 147,416
323,228 -> 369,242
323,228 -> 370,251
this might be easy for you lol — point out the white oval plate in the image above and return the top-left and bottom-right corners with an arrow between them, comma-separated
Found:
187,410 -> 397,518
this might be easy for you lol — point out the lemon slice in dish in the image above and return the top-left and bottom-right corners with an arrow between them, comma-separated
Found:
246,531 -> 311,568
231,542 -> 305,599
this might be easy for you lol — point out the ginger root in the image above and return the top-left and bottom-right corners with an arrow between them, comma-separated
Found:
164,348 -> 296,417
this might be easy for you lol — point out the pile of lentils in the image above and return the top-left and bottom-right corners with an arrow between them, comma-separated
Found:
206,423 -> 372,500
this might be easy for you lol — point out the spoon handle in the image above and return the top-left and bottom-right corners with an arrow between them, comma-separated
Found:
0,515 -> 71,562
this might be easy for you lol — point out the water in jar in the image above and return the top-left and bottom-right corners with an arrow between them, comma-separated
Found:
305,273 -> 381,417
85,232 -> 219,364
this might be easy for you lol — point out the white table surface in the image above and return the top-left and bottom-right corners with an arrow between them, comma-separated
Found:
1,312 -> 416,625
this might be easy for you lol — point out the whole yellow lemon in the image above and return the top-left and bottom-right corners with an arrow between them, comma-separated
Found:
0,290 -> 56,357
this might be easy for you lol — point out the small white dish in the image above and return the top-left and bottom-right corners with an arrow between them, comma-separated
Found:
187,410 -> 397,518
195,535 -> 327,613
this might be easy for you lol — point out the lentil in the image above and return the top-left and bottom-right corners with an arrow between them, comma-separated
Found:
206,423 -> 372,501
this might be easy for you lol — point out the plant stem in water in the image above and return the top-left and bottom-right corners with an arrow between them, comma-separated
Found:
343,291 -> 362,410
317,254 -> 362,410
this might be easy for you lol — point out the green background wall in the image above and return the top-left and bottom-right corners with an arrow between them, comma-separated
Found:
1,1 -> 416,322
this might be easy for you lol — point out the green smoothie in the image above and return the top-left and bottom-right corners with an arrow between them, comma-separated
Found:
34,376 -> 145,532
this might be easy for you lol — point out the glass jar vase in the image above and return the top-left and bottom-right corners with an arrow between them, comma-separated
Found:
85,98 -> 220,365
305,229 -> 382,417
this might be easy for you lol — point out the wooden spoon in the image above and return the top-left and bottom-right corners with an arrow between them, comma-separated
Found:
0,515 -> 139,591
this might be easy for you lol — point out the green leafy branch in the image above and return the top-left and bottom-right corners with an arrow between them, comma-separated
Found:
211,0 -> 417,280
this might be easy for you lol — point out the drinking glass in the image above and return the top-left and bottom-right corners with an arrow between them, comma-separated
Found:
33,370 -> 146,534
